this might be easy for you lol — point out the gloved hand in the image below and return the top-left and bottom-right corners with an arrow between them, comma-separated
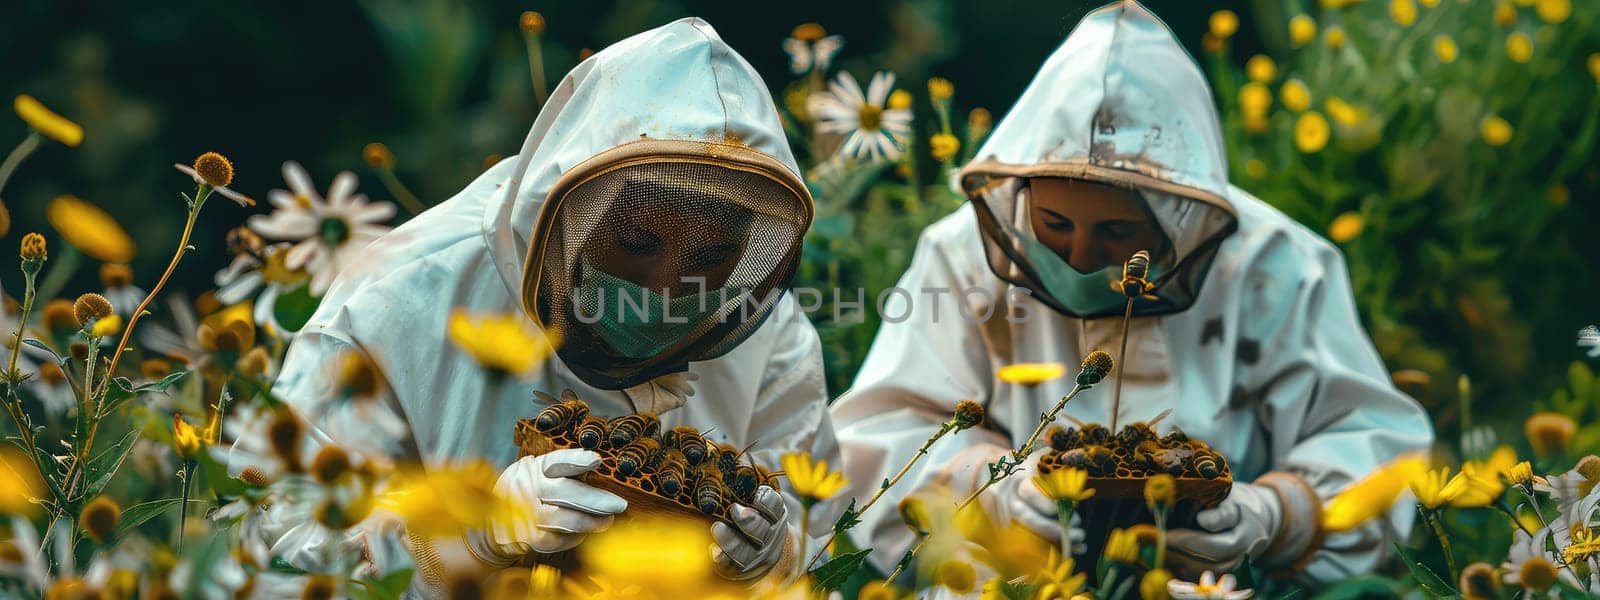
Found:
472,449 -> 629,563
623,371 -> 699,414
981,451 -> 1087,554
712,485 -> 791,581
1165,482 -> 1282,574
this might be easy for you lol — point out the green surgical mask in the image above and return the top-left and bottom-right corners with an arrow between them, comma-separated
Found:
1012,200 -> 1165,316
577,266 -> 727,358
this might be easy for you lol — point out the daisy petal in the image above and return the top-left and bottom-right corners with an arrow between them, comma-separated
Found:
281,161 -> 319,202
865,71 -> 895,107
782,38 -> 811,74
830,72 -> 866,106
248,212 -> 319,240
327,171 -> 358,209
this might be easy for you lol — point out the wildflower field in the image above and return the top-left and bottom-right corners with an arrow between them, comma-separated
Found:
2,0 -> 1599,598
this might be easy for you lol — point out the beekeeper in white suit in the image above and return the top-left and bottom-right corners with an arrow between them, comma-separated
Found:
240,17 -> 837,592
831,0 -> 1432,585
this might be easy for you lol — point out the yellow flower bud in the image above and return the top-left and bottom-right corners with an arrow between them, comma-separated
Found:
20,232 -> 46,261
1240,82 -> 1272,116
1329,212 -> 1364,243
1209,10 -> 1239,39
1144,473 -> 1175,509
1536,0 -> 1570,24
934,560 -> 977,594
1506,32 -> 1534,63
1391,0 -> 1418,26
519,11 -> 545,35
363,142 -> 395,169
1433,35 -> 1459,63
929,133 -> 960,162
1495,2 -> 1517,27
927,77 -> 954,101
173,414 -> 204,461
13,94 -> 83,147
1325,26 -> 1348,49
1289,15 -> 1317,47
1141,568 -> 1172,600
1281,79 -> 1311,112
888,89 -> 912,111
1295,112 -> 1331,153
89,313 -> 122,338
1480,115 -> 1514,146
1246,55 -> 1276,82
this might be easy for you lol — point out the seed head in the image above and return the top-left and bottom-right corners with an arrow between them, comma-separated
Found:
80,496 -> 121,543
1078,350 -> 1114,385
20,232 -> 46,261
337,352 -> 383,400
363,142 -> 395,170
192,152 -> 234,188
301,574 -> 338,600
269,410 -> 306,472
952,400 -> 985,430
73,293 -> 113,328
1519,557 -> 1558,592
310,445 -> 353,485
519,11 -> 546,35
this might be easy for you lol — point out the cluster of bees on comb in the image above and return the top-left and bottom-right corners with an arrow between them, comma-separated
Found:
1037,419 -> 1231,481
514,391 -> 778,525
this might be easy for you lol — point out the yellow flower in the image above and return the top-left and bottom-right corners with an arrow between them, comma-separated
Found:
447,311 -> 559,377
1525,412 -> 1575,458
1035,549 -> 1087,599
1536,0 -> 1570,23
1103,528 -> 1140,564
1294,112 -> 1331,153
998,362 -> 1067,385
1289,15 -> 1317,47
1433,35 -> 1459,63
1494,2 -> 1517,27
1480,115 -> 1514,146
46,195 -> 135,263
1507,461 -> 1535,486
384,461 -> 520,539
1390,0 -> 1418,26
173,413 -> 204,461
1325,26 -> 1347,49
13,94 -> 83,147
1144,474 -> 1175,509
1141,569 -> 1172,600
19,232 -> 46,262
927,77 -> 954,102
1034,467 -> 1096,502
888,89 -> 913,111
1454,450 -> 1514,508
89,313 -> 123,338
1329,212 -> 1364,243
1410,466 -> 1469,510
970,107 -> 993,129
930,133 -> 960,162
1565,525 -> 1600,564
1,446 -> 45,516
582,516 -> 718,595
1506,32 -> 1533,63
1239,83 -> 1272,116
1325,97 -> 1365,127
80,496 -> 121,544
1322,455 -> 1427,532
1244,159 -> 1268,179
935,560 -> 977,594
1245,55 -> 1276,83
1209,10 -> 1239,39
1588,53 -> 1600,83
780,452 -> 848,502
1280,79 -> 1311,112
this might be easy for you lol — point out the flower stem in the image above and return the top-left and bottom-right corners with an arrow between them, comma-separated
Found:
66,187 -> 206,495
377,168 -> 425,216
7,268 -> 38,376
1424,509 -> 1456,580
798,502 -> 811,567
176,460 -> 196,554
1154,506 -> 1169,570
523,31 -> 549,108
0,133 -> 41,195
1016,383 -> 1087,460
1056,499 -> 1077,558
805,420 -> 957,570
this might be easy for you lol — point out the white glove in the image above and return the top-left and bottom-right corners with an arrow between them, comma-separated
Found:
473,449 -> 629,563
1165,482 -> 1282,573
711,485 -> 790,581
982,452 -> 1087,554
623,371 -> 698,414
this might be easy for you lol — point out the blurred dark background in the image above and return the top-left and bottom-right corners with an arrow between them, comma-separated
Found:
0,0 -> 1250,295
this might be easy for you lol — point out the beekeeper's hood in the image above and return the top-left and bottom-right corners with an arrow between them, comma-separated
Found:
485,18 -> 812,390
959,0 -> 1237,319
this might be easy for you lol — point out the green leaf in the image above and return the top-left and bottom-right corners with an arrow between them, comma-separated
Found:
83,428 -> 141,500
197,442 -> 249,498
809,548 -> 872,592
272,284 -> 322,332
349,569 -> 415,600
832,498 -> 861,534
102,371 -> 190,414
21,339 -> 65,365
996,581 -> 1037,600
1392,543 -> 1461,599
1310,576 -> 1402,600
114,498 -> 199,542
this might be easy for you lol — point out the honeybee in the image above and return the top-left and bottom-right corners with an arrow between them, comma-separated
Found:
608,412 -> 661,448
728,465 -> 760,504
654,450 -> 689,496
1133,440 -> 1190,475
576,417 -> 608,450
1079,424 -> 1111,446
1061,444 -> 1116,476
1115,423 -> 1158,448
713,443 -> 740,473
1192,450 -> 1225,479
534,399 -> 590,434
752,464 -> 781,489
1161,427 -> 1189,446
664,426 -> 710,465
1047,425 -> 1081,451
694,464 -> 728,516
616,438 -> 662,478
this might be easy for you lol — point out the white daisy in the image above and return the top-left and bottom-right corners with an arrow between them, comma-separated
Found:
247,161 -> 395,296
781,23 -> 844,75
807,71 -> 912,162
215,241 -> 306,337
1502,526 -> 1582,590
0,518 -> 47,593
1580,325 -> 1599,358
1167,571 -> 1254,600
1534,456 -> 1600,519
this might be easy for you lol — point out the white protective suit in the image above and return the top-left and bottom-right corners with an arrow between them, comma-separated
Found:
245,18 -> 838,592
830,1 -> 1432,585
